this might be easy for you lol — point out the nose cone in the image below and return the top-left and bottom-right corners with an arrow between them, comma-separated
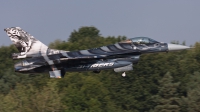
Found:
167,44 -> 191,51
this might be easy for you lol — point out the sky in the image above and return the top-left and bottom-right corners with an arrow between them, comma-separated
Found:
1,1 -> 200,46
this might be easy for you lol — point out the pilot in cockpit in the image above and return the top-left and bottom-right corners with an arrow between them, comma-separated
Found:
120,37 -> 158,44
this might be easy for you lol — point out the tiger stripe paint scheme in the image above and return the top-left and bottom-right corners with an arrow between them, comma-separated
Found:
4,27 -> 190,78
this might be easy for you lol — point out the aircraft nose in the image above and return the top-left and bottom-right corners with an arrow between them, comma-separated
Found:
167,43 -> 191,51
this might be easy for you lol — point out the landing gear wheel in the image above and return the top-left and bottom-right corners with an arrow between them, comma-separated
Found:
122,72 -> 126,77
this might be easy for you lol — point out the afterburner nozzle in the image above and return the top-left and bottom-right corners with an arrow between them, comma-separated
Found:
167,44 -> 191,51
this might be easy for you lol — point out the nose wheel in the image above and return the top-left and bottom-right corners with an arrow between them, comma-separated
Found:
122,72 -> 126,77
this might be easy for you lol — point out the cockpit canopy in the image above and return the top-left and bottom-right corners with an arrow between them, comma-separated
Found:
120,37 -> 159,44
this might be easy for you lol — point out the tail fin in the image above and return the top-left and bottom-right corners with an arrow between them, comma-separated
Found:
4,27 -> 48,59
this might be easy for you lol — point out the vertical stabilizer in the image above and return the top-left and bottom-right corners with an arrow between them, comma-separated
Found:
4,27 -> 49,59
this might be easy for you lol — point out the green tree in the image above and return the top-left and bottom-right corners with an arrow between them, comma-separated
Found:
0,81 -> 66,112
59,72 -> 120,112
181,72 -> 200,112
0,93 -> 17,112
49,26 -> 126,51
0,69 -> 19,94
0,83 -> 34,112
152,72 -> 180,112
68,26 -> 100,43
30,80 -> 66,112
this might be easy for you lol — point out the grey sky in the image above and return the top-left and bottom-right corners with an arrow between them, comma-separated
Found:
1,1 -> 200,46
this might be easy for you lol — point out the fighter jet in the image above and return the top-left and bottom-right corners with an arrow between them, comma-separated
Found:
4,27 -> 190,78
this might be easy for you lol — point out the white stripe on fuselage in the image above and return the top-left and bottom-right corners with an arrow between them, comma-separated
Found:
61,52 -> 70,58
114,43 -> 127,50
100,46 -> 111,52
80,50 -> 93,55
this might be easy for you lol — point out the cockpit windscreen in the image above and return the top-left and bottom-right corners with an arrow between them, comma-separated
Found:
120,37 -> 158,44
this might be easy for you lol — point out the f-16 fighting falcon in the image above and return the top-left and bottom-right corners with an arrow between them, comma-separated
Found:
4,27 -> 191,78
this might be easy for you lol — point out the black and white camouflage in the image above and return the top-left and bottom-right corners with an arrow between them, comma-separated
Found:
4,27 -> 190,78
4,27 -> 64,59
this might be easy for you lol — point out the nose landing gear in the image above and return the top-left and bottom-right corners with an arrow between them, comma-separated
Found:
122,72 -> 126,77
